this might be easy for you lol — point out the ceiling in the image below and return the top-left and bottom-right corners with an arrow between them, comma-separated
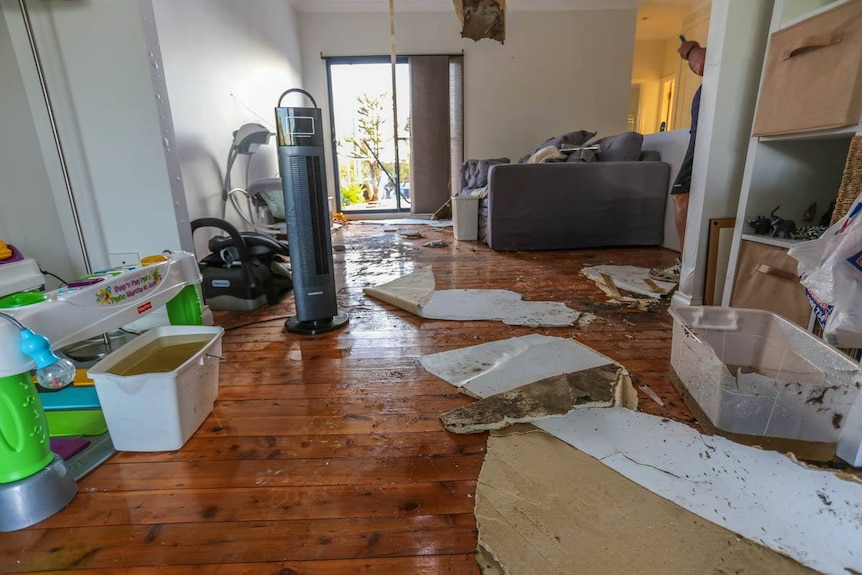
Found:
289,0 -> 704,40
636,1 -> 694,40
289,0 -> 698,14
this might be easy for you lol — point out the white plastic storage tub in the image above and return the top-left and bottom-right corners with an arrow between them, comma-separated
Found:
669,306 -> 862,463
88,325 -> 224,452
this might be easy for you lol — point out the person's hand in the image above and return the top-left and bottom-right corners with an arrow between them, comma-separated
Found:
678,40 -> 700,60
687,46 -> 706,76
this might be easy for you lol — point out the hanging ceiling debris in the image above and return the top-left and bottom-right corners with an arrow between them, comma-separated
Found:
452,0 -> 506,44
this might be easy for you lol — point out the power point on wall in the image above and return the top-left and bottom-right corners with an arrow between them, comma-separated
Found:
109,252 -> 141,268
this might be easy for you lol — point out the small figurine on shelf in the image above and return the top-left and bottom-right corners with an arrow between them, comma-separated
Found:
790,225 -> 827,241
747,215 -> 772,235
820,199 -> 836,227
769,205 -> 796,239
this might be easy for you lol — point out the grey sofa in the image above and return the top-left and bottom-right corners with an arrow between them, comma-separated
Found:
465,131 -> 671,251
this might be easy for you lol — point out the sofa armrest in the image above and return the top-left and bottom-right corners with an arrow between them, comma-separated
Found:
485,161 -> 671,251
460,157 -> 510,193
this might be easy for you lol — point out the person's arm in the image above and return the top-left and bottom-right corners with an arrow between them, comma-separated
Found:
678,40 -> 706,77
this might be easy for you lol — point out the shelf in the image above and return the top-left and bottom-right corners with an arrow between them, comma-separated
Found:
778,0 -> 852,28
741,234 -> 806,250
756,124 -> 859,143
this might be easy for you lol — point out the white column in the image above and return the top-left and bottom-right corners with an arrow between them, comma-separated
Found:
673,0 -> 774,307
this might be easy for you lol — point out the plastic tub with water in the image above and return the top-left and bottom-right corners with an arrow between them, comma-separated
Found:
88,325 -> 224,452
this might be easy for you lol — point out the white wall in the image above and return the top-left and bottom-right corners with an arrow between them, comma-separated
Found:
152,0 -> 303,249
0,9 -> 78,288
674,0 -> 773,307
298,8 -> 637,198
1,0 -> 188,276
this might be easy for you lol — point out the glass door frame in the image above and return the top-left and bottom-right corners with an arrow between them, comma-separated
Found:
325,55 -> 410,215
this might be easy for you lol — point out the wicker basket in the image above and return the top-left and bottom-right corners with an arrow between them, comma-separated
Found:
831,135 -> 862,225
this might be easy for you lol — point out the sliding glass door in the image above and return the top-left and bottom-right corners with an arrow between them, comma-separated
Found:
327,57 -> 410,214
326,55 -> 464,215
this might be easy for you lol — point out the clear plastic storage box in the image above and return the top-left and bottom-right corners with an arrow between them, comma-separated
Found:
669,306 -> 862,462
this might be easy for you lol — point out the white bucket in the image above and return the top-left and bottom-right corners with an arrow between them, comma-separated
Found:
88,325 -> 224,452
452,196 -> 480,241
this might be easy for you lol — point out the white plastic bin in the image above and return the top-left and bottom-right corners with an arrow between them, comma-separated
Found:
452,196 -> 480,241
669,306 -> 862,463
88,325 -> 224,452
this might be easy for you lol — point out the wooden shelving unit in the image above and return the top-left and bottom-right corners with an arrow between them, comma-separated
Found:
720,0 -> 862,315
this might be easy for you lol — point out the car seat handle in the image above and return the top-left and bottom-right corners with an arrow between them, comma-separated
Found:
277,88 -> 317,109
190,218 -> 254,263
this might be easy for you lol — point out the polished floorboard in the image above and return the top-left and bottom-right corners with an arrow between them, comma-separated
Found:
1,223 -> 705,574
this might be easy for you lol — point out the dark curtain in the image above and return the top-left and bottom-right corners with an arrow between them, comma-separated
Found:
409,55 -> 464,214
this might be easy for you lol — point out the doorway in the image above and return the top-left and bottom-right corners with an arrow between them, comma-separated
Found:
327,58 -> 410,214
326,55 -> 464,215
659,75 -> 676,132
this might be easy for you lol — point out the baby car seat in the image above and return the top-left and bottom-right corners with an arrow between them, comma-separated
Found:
191,217 -> 292,311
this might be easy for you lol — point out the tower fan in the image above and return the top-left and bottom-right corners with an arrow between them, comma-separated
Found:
275,88 -> 348,334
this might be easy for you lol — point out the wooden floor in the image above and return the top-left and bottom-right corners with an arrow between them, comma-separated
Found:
1,223 -> 692,574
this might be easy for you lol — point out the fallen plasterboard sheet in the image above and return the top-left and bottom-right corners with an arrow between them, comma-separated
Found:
364,267 -> 435,315
535,408 -> 862,575
581,264 -> 676,300
365,270 -> 581,327
420,334 -> 625,400
353,218 -> 453,227
439,365 -> 635,434
476,428 -> 817,575
422,290 -> 579,327
423,335 -> 862,574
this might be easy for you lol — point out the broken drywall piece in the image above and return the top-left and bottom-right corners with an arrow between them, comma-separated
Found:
363,267 -> 436,316
576,312 -> 597,327
365,271 -> 581,327
453,0 -> 506,44
353,218 -> 453,227
581,264 -> 676,300
535,408 -> 862,575
439,365 -> 629,434
476,430 -> 818,575
421,289 -> 579,327
420,334 -> 627,400
424,334 -> 862,574
639,384 -> 664,406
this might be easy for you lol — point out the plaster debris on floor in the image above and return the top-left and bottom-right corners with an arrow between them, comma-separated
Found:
422,335 -> 862,575
476,428 -> 818,575
580,265 -> 676,307
353,218 -> 453,227
439,364 -> 635,434
420,334 -> 620,398
535,408 -> 862,575
638,384 -> 664,406
365,269 -> 582,327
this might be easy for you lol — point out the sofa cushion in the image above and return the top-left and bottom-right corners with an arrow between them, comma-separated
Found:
590,131 -> 644,162
462,157 -> 510,189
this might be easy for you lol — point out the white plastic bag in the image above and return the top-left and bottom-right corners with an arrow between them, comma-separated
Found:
788,193 -> 862,347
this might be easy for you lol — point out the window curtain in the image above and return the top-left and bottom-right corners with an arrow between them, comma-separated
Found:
409,55 -> 464,214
